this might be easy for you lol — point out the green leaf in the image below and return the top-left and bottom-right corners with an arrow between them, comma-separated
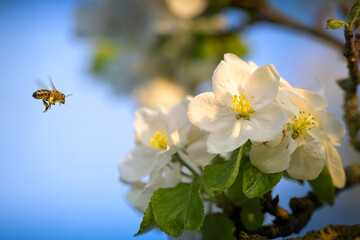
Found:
240,198 -> 264,231
242,161 -> 283,198
201,214 -> 236,240
134,202 -> 156,236
151,178 -> 204,237
346,0 -> 360,30
227,155 -> 249,202
308,166 -> 335,206
203,145 -> 245,196
326,18 -> 347,30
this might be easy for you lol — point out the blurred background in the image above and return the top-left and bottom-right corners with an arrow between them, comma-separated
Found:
0,0 -> 359,239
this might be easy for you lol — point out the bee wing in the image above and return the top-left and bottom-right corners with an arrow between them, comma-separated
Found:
36,79 -> 48,89
48,76 -> 57,90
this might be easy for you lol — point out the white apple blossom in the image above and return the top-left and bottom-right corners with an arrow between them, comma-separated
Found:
120,98 -> 193,188
188,54 -> 287,154
250,79 -> 345,187
120,96 -> 216,207
279,81 -> 345,187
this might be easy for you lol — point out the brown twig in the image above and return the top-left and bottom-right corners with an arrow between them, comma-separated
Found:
260,192 -> 289,221
229,0 -> 344,50
251,163 -> 360,239
217,163 -> 360,239
337,26 -> 360,151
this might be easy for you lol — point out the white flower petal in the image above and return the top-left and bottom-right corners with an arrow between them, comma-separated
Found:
276,88 -> 301,114
250,135 -> 296,174
119,146 -> 160,182
167,97 -> 192,134
177,151 -> 202,175
212,54 -> 250,105
247,60 -> 258,74
249,103 -> 287,142
207,119 -> 252,153
126,163 -> 181,213
187,139 -> 215,166
158,162 -> 182,188
323,139 -> 345,188
145,153 -> 172,188
295,88 -> 328,110
134,107 -> 168,145
188,92 -> 236,132
244,64 -> 280,111
287,137 -> 326,180
170,126 -> 191,149
187,125 -> 207,144
279,77 -> 292,88
126,182 -> 153,213
318,111 -> 345,146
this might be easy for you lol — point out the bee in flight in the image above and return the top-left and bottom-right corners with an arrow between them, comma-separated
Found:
32,78 -> 72,113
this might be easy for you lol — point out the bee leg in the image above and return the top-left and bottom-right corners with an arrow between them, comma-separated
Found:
42,100 -> 50,113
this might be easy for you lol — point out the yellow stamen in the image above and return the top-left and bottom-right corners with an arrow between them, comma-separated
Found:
231,93 -> 255,119
149,131 -> 168,150
290,111 -> 316,139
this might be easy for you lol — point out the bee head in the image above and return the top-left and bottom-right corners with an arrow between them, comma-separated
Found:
60,94 -> 66,104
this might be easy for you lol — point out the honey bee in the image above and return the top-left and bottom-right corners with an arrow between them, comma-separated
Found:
32,78 -> 72,113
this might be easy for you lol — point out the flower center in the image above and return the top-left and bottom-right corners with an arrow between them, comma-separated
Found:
149,131 -> 168,150
290,111 -> 316,139
231,93 -> 254,119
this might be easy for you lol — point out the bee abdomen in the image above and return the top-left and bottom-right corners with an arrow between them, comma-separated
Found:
33,89 -> 51,99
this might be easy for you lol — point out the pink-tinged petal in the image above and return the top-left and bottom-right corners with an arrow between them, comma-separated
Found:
212,54 -> 251,105
244,64 -> 280,111
207,119 -> 252,154
294,88 -> 328,110
250,135 -> 296,174
188,92 -> 236,132
119,145 -> 160,182
323,139 -> 345,188
249,103 -> 287,142
287,137 -> 326,180
317,111 -> 345,146
134,107 -> 168,145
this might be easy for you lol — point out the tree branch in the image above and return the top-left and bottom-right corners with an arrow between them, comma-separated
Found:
338,26 -> 360,152
229,0 -> 344,50
251,163 -> 360,239
260,192 -> 289,221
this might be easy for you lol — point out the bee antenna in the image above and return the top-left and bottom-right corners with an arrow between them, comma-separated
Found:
66,93 -> 73,97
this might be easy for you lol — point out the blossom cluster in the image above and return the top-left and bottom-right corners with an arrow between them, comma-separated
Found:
120,53 -> 345,212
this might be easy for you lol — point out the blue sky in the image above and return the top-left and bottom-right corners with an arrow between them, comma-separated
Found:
0,0 -> 359,239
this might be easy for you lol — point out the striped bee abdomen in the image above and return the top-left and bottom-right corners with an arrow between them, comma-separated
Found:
32,89 -> 51,99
